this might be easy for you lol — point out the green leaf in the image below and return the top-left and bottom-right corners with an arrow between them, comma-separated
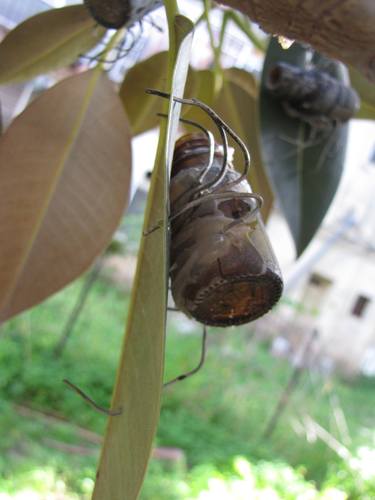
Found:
259,39 -> 348,255
120,51 -> 197,136
92,14 -> 194,500
0,69 -> 132,321
0,5 -> 105,85
350,67 -> 375,120
182,67 -> 273,221
219,68 -> 274,221
120,51 -> 169,135
356,101 -> 375,120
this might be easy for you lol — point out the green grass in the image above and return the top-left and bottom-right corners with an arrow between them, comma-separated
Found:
0,273 -> 375,498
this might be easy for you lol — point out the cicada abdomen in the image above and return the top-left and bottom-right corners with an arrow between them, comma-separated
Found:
169,133 -> 283,327
266,62 -> 360,129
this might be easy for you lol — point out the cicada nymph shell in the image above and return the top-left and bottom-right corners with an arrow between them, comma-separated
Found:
84,0 -> 161,29
266,61 -> 360,128
169,133 -> 283,327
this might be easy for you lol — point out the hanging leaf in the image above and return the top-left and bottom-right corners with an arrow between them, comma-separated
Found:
259,39 -> 348,255
0,99 -> 3,134
0,69 -> 132,321
183,67 -> 273,220
119,51 -> 169,135
219,68 -> 274,221
189,68 -> 216,106
92,14 -> 194,500
356,101 -> 375,121
350,67 -> 375,120
120,51 -> 197,136
0,5 -> 105,85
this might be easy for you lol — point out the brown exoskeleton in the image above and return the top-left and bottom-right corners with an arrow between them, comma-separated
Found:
169,133 -> 283,327
147,90 -> 283,384
266,61 -> 360,131
82,0 -> 163,64
84,0 -> 162,29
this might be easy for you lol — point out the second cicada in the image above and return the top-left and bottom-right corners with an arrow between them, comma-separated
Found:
168,125 -> 283,327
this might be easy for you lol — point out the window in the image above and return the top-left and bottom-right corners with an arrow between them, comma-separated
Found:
351,295 -> 371,318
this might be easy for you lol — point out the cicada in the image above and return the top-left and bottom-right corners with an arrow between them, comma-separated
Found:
169,132 -> 283,327
146,90 -> 283,384
265,61 -> 360,130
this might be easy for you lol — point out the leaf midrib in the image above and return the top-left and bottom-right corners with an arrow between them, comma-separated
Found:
0,69 -> 102,314
2,14 -> 100,81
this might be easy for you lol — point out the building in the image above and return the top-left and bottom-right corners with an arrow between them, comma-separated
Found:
260,121 -> 375,377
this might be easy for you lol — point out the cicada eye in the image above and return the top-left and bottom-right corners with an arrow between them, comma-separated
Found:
169,132 -> 283,327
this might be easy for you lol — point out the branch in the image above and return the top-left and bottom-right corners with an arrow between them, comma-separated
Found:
218,0 -> 375,82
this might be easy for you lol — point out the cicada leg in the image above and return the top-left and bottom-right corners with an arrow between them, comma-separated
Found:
147,89 -> 250,190
169,191 -> 263,224
142,219 -> 164,237
63,379 -> 122,416
156,112 -> 216,180
164,325 -> 208,387
156,111 -> 229,200
80,17 -> 143,66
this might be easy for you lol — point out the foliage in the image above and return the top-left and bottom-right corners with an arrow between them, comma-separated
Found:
0,1 -> 374,498
92,12 -> 194,500
0,68 -> 132,321
0,276 -> 375,498
350,67 -> 375,121
259,39 -> 349,255
0,5 -> 105,84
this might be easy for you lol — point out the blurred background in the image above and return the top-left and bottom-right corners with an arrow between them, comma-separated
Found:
0,0 -> 374,499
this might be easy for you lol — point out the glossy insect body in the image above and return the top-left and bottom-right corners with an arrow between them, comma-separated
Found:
266,62 -> 360,129
84,0 -> 161,29
169,133 -> 283,327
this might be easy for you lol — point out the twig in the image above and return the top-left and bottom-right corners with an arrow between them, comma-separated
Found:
262,329 -> 318,439
42,437 -> 99,456
301,414 -> 352,460
53,258 -> 104,358
14,404 -> 103,445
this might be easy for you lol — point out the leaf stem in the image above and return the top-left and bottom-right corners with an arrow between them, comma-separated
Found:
227,10 -> 266,52
164,0 -> 179,68
96,28 -> 125,71
203,0 -> 223,95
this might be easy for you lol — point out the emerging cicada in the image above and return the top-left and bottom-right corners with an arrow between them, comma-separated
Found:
266,61 -> 360,130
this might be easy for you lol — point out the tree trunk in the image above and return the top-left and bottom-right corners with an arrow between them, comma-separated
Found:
218,0 -> 375,82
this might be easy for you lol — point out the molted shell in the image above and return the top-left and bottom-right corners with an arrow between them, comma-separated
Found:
266,62 -> 360,126
84,0 -> 131,28
169,133 -> 283,327
84,0 -> 161,29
